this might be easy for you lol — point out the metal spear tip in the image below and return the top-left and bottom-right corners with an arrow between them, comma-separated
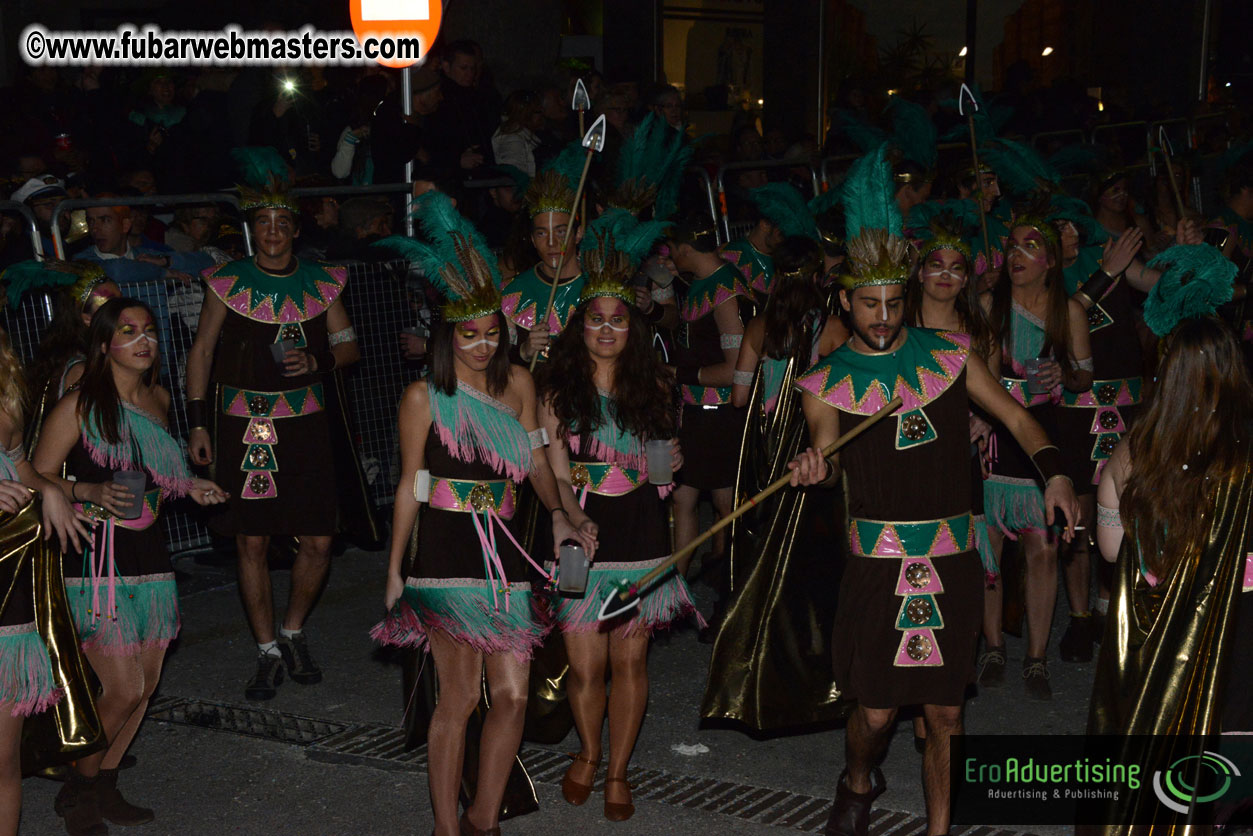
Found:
572,78 -> 591,112
959,82 -> 979,116
582,114 -> 608,153
1158,125 -> 1176,156
596,580 -> 641,622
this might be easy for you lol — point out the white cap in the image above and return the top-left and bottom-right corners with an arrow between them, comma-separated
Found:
11,175 -> 67,204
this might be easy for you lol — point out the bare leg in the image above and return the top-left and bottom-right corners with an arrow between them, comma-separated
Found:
563,631 -> 609,786
0,710 -> 20,836
100,644 -> 166,769
426,632 -> 482,836
605,633 -> 650,805
921,703 -> 962,836
709,486 -> 734,565
281,534 -> 332,632
466,650 -> 530,830
1060,495 -> 1094,616
76,650 -> 145,777
845,705 -> 897,792
236,534 -> 275,644
1022,529 -> 1058,659
983,527 -> 1006,648
672,485 -> 699,578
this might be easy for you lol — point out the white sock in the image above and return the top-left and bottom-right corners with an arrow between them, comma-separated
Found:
258,640 -> 280,658
279,626 -> 302,640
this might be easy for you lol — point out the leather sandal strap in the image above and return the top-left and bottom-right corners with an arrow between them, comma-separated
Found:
569,752 -> 601,767
604,777 -> 632,786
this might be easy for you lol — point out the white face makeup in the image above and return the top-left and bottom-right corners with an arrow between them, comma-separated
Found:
877,286 -> 889,325
458,337 -> 500,351
584,297 -> 630,358
1012,244 -> 1048,264
112,331 -> 158,350
452,313 -> 502,370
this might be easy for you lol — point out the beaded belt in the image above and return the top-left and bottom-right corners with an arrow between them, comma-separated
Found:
681,384 -> 732,407
849,512 -> 974,670
1000,378 -> 1053,408
426,475 -> 547,612
570,462 -> 644,498
76,489 -> 162,531
1059,377 -> 1142,485
428,477 -> 517,520
221,384 -> 325,500
1058,376 -> 1142,408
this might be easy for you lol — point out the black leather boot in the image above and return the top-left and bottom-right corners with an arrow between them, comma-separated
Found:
824,767 -> 886,836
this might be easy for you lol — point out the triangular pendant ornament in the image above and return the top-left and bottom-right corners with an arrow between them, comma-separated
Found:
895,407 -> 936,450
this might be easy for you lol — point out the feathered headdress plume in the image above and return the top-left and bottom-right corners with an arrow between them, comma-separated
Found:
979,138 -> 1060,198
750,183 -> 819,241
0,259 -> 109,312
915,211 -> 972,263
525,141 -> 583,218
578,208 -> 667,305
1143,245 -> 1236,338
372,192 -> 502,322
841,143 -> 910,287
231,146 -> 298,214
608,113 -> 692,219
888,96 -> 937,171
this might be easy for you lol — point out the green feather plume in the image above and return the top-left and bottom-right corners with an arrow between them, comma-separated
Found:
1048,194 -> 1107,245
888,97 -> 936,169
543,141 -> 586,191
905,198 -> 980,240
807,185 -> 843,216
1046,143 -> 1103,176
0,260 -> 74,309
841,143 -> 902,242
581,208 -> 666,265
610,113 -> 691,220
1143,244 -> 1236,337
230,146 -> 291,187
750,184 -> 818,240
835,108 -> 888,153
492,164 -> 532,198
979,138 -> 1059,197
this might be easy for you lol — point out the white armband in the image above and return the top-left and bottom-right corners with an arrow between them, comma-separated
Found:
732,369 -> 754,386
651,286 -> 675,303
1096,502 -> 1122,529
328,326 -> 358,347
1076,357 -> 1094,372
720,333 -> 743,350
528,428 -> 549,449
413,469 -> 431,502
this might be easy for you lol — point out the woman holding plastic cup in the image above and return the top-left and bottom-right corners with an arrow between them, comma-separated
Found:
34,298 -> 227,832
979,214 -> 1092,700
537,233 -> 700,822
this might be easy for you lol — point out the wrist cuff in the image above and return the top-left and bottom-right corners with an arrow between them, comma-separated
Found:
1031,445 -> 1065,484
186,399 -> 209,429
1076,267 -> 1116,307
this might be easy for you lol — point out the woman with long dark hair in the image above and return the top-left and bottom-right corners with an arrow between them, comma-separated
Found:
0,323 -> 87,836
537,250 -> 697,822
372,193 -> 595,836
979,214 -> 1092,701
1090,247 -> 1253,829
33,298 -> 227,834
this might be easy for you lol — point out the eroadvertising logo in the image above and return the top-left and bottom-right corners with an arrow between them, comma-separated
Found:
951,735 -> 1253,827
1152,750 -> 1241,815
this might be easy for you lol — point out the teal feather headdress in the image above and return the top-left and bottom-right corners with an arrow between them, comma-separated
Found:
750,183 -> 819,241
914,211 -> 972,263
888,97 -> 937,171
609,113 -> 691,220
841,143 -> 910,287
578,208 -> 667,306
1048,194 -> 1107,245
0,259 -> 109,311
231,146 -> 298,214
372,192 -> 502,322
581,208 -> 666,264
1143,245 -> 1236,338
526,141 -> 584,218
492,164 -> 532,199
980,138 -> 1059,198
834,108 -> 888,153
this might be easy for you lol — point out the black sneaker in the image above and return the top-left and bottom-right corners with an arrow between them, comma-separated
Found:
278,633 -> 323,684
1059,614 -> 1094,663
976,645 -> 1007,688
244,653 -> 284,701
1022,656 -> 1052,701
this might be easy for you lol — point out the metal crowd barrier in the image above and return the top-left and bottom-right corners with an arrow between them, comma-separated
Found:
0,201 -> 45,259
715,159 -> 821,243
49,193 -> 244,261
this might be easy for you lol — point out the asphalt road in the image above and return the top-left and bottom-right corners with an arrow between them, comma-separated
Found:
17,545 -> 1092,835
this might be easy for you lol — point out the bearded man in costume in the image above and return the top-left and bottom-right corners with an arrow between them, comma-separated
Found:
788,145 -> 1079,836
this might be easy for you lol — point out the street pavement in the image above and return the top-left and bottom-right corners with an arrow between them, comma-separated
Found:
17,545 -> 1093,835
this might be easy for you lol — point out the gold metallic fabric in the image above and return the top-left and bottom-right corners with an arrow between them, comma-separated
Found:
702,355 -> 849,730
1085,446 -> 1252,834
6,496 -> 105,770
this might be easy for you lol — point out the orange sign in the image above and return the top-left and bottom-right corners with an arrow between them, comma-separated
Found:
349,0 -> 442,69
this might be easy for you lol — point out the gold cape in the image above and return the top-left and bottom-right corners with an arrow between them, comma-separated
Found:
701,353 -> 848,730
1085,446 -> 1253,834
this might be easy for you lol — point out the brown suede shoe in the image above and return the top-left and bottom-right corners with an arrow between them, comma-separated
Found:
54,770 -> 108,836
96,768 -> 154,825
823,767 -> 886,836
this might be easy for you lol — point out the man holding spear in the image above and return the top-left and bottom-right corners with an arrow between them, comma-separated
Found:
787,145 -> 1079,836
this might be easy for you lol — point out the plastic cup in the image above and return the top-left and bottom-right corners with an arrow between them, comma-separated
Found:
112,470 -> 146,520
557,541 -> 589,596
269,339 -> 295,372
1024,357 -> 1048,394
646,439 -> 674,485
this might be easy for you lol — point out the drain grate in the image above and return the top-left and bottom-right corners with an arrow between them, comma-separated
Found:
146,696 -> 1037,835
147,696 -> 349,746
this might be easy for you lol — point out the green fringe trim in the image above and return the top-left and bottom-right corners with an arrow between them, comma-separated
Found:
66,576 -> 179,655
983,478 -> 1047,540
371,582 -> 546,662
549,562 -> 703,637
0,624 -> 61,717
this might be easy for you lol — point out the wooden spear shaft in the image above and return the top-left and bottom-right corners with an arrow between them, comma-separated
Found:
529,149 -> 595,372
618,395 -> 904,597
966,112 -> 994,273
